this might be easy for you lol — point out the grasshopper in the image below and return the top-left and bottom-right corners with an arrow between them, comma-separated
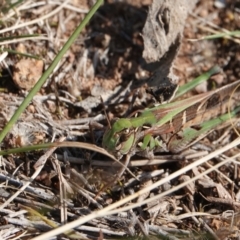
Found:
103,80 -> 240,159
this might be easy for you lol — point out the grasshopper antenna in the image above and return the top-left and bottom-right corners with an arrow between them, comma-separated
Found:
101,96 -> 111,129
124,89 -> 139,117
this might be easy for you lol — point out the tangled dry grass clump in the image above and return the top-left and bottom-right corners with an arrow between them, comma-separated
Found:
0,0 -> 240,239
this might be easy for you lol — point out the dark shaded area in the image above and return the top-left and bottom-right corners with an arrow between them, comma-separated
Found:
86,2 -> 147,82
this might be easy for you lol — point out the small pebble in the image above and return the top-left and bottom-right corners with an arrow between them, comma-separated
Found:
214,0 -> 226,9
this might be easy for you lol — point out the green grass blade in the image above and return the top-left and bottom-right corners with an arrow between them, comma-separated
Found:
2,48 -> 42,59
0,0 -> 104,143
0,143 -> 56,155
0,141 -> 117,161
175,66 -> 221,99
1,0 -> 24,14
0,34 -> 40,42
201,31 -> 240,40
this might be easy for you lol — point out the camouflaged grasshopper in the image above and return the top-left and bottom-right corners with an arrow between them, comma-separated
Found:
102,80 -> 240,160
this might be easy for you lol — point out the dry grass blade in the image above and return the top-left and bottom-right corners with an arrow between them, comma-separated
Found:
1,0 -> 240,239
0,137 -> 66,211
52,141 -> 117,161
0,142 -> 116,161
31,137 -> 240,240
0,0 -> 71,34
